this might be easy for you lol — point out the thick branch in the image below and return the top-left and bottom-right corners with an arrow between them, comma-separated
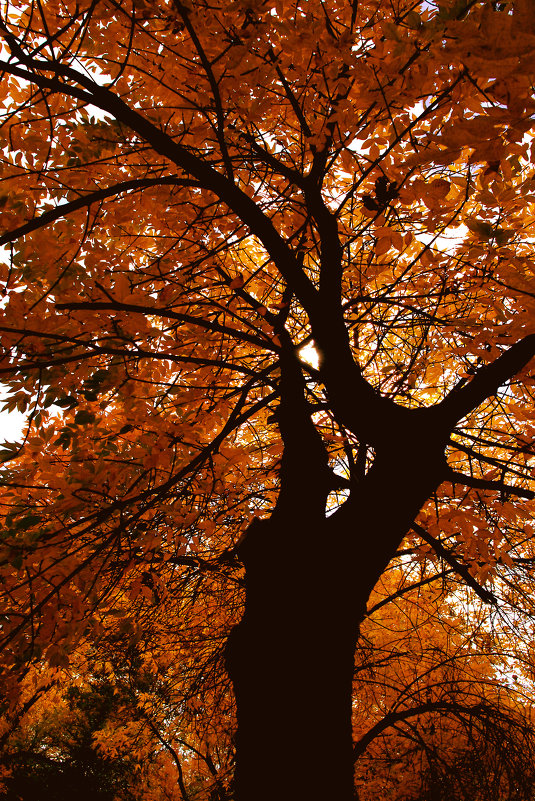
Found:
303,181 -> 344,303
0,177 -> 197,247
275,332 -> 331,512
0,55 -> 318,313
437,334 -> 535,424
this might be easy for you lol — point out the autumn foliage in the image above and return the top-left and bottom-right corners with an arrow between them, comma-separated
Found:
0,0 -> 535,798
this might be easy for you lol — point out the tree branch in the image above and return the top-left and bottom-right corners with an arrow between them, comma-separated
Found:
0,54 -> 319,313
412,521 -> 496,605
0,177 -> 198,247
437,335 -> 535,424
446,468 -> 534,500
275,331 -> 332,513
366,571 -> 451,617
51,300 -> 273,351
353,699 -> 502,760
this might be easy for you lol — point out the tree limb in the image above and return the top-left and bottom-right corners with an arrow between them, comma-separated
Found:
353,699 -> 505,760
437,335 -> 535,424
0,177 -> 198,247
446,468 -> 534,500
412,522 -> 496,605
0,54 -> 319,314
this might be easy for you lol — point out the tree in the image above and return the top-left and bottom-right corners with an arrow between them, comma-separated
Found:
1,592 -> 237,801
0,666 -> 143,801
3,549 -> 535,801
0,0 -> 534,798
354,562 -> 535,801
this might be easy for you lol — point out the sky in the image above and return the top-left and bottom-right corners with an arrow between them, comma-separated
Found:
0,392 -> 26,442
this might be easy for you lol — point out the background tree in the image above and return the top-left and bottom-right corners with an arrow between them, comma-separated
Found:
3,551 -> 535,801
354,559 -> 535,801
0,0 -> 535,799
1,676 -> 142,801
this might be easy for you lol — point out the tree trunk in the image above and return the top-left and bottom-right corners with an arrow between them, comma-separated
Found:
225,512 -> 364,801
225,442 -> 447,801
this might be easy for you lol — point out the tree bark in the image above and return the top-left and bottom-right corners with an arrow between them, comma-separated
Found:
225,439 -> 447,801
225,512 -> 362,801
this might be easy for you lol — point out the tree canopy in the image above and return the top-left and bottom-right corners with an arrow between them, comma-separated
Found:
0,0 -> 535,799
